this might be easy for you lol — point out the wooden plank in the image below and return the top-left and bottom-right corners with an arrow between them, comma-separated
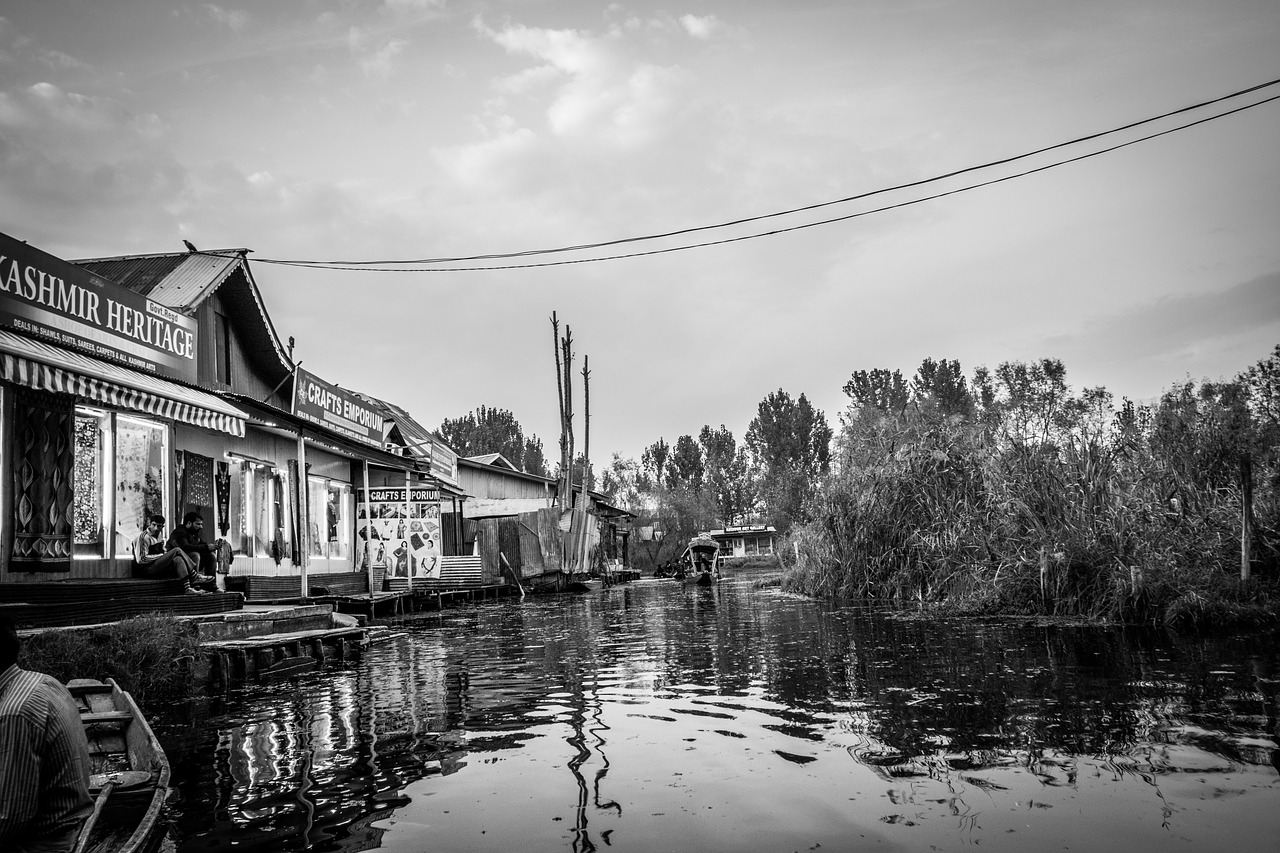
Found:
81,711 -> 133,725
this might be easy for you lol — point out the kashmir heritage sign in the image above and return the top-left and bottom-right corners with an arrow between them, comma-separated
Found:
291,366 -> 386,449
0,230 -> 199,382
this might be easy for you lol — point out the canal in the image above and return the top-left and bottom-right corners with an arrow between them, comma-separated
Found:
155,570 -> 1280,852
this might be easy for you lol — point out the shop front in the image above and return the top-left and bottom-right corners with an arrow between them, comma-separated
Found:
0,231 -> 248,582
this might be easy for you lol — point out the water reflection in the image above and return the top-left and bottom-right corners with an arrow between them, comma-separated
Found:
160,575 -> 1280,853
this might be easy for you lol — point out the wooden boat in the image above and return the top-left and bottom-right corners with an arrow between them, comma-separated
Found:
679,534 -> 722,585
66,678 -> 170,853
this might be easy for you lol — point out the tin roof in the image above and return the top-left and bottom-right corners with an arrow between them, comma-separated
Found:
72,249 -> 291,378
74,250 -> 247,310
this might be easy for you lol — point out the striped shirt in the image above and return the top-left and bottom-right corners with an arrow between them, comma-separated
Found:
0,665 -> 92,847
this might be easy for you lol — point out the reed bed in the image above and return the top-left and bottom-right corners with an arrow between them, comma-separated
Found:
779,363 -> 1279,629
18,613 -> 200,711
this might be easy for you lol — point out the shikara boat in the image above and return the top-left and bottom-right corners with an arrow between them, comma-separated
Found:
67,678 -> 170,853
681,535 -> 722,586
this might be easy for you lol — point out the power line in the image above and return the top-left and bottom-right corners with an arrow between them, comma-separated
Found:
239,78 -> 1280,273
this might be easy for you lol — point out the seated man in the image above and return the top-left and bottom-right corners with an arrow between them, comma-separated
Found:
167,512 -> 224,582
132,514 -> 211,593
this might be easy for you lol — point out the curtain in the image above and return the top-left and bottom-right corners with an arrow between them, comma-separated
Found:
10,388 -> 75,571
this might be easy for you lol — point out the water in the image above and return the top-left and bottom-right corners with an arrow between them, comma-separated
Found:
156,571 -> 1280,852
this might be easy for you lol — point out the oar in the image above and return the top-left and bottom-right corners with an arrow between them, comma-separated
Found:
73,781 -> 115,853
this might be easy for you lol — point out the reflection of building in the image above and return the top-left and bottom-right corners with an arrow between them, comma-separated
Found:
707,524 -> 778,558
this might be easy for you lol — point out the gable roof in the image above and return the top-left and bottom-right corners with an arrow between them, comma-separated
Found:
72,249 -> 292,378
465,452 -> 519,471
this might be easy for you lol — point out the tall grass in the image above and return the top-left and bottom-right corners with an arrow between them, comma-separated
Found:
19,613 -> 200,711
780,365 -> 1280,629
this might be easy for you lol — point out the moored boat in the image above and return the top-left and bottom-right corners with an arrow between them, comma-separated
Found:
67,678 -> 170,853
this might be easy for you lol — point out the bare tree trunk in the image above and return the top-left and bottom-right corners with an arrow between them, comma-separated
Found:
551,312 -> 565,506
581,356 -> 591,574
562,329 -> 575,508
1241,455 -> 1253,585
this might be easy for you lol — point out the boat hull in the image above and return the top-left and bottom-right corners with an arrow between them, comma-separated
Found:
67,678 -> 170,853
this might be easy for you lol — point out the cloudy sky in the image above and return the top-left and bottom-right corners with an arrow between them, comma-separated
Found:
1,0 -> 1278,466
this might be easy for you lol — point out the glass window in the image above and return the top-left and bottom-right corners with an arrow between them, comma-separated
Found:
305,476 -> 350,560
73,410 -> 109,557
227,461 -> 248,555
71,408 -> 170,559
114,415 -> 167,556
328,482 -> 350,560
253,465 -> 275,557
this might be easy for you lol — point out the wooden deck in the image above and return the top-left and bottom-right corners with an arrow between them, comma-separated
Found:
0,579 -> 243,628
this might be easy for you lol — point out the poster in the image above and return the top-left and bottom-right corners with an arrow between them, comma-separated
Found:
357,487 -> 441,579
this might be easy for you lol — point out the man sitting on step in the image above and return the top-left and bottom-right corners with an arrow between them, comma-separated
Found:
132,514 -> 213,594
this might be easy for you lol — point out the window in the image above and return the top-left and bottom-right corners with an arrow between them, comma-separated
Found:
225,458 -> 291,560
306,476 -> 350,560
214,312 -> 232,385
71,408 -> 170,559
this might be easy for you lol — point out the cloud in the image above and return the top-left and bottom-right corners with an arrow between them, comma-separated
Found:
384,0 -> 446,13
359,38 -> 408,79
679,14 -> 721,40
473,18 -> 687,146
202,4 -> 250,32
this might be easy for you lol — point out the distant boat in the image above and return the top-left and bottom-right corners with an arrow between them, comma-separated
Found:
677,534 -> 722,586
67,678 -> 170,853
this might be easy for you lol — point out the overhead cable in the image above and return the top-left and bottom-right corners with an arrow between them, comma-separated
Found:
235,78 -> 1280,273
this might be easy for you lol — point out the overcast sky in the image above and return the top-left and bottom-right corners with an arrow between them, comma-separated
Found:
2,0 -> 1278,466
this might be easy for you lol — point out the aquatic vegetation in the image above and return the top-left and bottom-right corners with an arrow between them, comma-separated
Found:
18,613 -> 199,710
781,349 -> 1280,628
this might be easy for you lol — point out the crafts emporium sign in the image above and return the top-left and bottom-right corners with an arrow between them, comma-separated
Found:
0,231 -> 198,382
292,367 -> 386,449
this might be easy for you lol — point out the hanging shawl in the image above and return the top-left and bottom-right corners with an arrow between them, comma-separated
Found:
10,388 -> 74,572
215,460 -> 231,535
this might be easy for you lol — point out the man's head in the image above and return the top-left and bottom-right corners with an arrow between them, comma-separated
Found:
182,511 -> 204,530
0,615 -> 20,670
148,514 -> 166,534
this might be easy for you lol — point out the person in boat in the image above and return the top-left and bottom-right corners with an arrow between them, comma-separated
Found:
133,514 -> 213,594
166,512 -> 223,585
0,615 -> 93,853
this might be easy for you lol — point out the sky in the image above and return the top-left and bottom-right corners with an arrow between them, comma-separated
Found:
1,0 -> 1278,468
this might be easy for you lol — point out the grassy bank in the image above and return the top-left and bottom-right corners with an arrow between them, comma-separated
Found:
19,613 -> 199,711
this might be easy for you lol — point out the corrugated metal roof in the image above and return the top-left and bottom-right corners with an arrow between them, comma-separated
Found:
76,254 -> 187,297
74,252 -> 242,310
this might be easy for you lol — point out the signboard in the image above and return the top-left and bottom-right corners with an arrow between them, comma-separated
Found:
292,367 -> 386,449
429,438 -> 459,486
0,230 -> 199,382
357,487 -> 441,578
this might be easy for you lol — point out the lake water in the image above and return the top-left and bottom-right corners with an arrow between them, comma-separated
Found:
156,570 -> 1280,853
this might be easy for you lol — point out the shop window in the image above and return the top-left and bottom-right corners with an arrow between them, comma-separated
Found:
225,459 -> 291,561
252,465 -> 276,557
71,408 -> 170,559
73,410 -> 109,556
226,461 -> 247,554
307,476 -> 350,560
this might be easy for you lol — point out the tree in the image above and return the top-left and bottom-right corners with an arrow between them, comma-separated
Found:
912,357 -> 973,419
746,390 -> 832,531
668,434 -> 704,491
641,438 -> 671,489
843,368 -> 908,414
438,406 -> 547,474
699,425 -> 755,525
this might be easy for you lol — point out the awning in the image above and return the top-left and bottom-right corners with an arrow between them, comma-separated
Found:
0,330 -> 247,437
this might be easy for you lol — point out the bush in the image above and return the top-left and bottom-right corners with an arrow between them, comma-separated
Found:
19,613 -> 200,711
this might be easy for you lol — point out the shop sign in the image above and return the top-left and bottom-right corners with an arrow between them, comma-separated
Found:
0,230 -> 198,382
356,487 -> 441,578
429,439 -> 459,486
292,366 -> 385,448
